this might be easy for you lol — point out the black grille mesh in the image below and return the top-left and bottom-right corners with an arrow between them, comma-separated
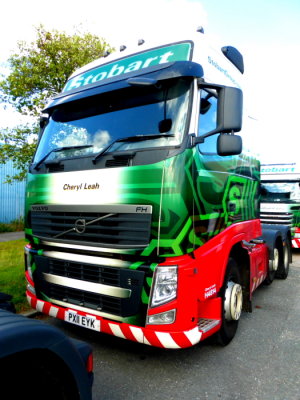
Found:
260,212 -> 293,225
49,258 -> 120,286
50,285 -> 122,315
34,255 -> 145,318
31,210 -> 152,247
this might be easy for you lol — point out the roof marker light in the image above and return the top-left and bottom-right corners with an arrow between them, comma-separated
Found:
197,26 -> 204,34
120,45 -> 127,52
138,39 -> 145,46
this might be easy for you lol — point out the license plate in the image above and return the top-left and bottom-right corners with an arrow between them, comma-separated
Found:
65,310 -> 100,331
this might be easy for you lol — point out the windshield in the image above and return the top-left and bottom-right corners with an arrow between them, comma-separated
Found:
34,78 -> 192,164
261,182 -> 300,201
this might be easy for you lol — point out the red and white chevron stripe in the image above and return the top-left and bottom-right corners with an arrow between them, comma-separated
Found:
26,291 -> 203,349
292,238 -> 300,248
251,273 -> 266,292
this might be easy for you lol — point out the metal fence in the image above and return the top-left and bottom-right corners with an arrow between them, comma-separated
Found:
0,161 -> 26,223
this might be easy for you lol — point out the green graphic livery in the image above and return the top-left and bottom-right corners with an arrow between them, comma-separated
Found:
25,148 -> 259,258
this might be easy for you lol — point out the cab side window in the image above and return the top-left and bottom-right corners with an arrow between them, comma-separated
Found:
198,90 -> 218,154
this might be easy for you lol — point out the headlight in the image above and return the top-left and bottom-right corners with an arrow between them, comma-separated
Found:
150,266 -> 178,307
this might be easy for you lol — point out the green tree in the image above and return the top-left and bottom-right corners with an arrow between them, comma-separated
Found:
0,25 -> 113,181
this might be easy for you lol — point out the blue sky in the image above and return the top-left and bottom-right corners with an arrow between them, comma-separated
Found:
1,0 -> 300,162
199,0 -> 300,46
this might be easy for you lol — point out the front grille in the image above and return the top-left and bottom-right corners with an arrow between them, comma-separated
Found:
34,255 -> 145,318
49,258 -> 120,286
49,285 -> 122,315
260,212 -> 293,226
31,205 -> 152,248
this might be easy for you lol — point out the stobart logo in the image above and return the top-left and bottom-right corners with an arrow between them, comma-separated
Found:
64,42 -> 191,92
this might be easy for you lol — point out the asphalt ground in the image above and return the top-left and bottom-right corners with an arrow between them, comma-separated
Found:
0,231 -> 25,242
40,250 -> 300,400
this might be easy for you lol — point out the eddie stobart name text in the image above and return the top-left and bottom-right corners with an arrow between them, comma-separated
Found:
63,183 -> 100,191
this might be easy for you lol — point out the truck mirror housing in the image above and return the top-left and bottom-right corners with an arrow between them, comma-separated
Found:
217,133 -> 242,156
217,86 -> 243,133
193,83 -> 243,149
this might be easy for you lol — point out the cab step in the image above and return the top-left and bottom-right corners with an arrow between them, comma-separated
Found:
198,318 -> 220,333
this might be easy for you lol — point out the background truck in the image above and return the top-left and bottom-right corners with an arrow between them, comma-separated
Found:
24,30 -> 291,349
0,309 -> 93,400
260,163 -> 300,248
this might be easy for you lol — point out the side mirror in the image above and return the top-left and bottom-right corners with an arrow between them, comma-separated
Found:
217,134 -> 242,156
217,86 -> 243,133
194,83 -> 243,147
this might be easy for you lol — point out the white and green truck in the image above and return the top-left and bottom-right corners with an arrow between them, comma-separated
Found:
24,31 -> 291,348
260,163 -> 300,248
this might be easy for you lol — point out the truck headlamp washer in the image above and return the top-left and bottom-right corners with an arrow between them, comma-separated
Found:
224,281 -> 243,321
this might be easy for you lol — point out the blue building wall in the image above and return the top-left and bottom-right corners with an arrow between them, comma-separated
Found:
0,161 -> 26,223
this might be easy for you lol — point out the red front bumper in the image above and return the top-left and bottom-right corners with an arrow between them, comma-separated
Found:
26,291 -> 212,349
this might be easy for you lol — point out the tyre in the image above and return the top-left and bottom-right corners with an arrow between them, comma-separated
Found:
264,245 -> 280,285
215,258 -> 243,346
275,242 -> 290,279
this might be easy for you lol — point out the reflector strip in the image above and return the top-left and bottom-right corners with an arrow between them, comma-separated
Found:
292,239 -> 300,248
49,306 -> 59,317
109,323 -> 126,339
36,300 -> 44,312
252,274 -> 265,292
26,292 -> 205,349
184,327 -> 202,345
156,332 -> 180,349
130,327 -> 144,343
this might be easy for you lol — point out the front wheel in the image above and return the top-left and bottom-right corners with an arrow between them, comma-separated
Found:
215,258 -> 243,346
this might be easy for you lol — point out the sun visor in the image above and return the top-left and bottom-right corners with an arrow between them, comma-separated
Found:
43,61 -> 203,113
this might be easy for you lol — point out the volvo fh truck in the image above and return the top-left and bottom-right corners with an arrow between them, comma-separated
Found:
24,31 -> 291,348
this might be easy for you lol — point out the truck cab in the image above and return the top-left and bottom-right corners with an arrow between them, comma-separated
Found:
260,163 -> 300,248
24,31 -> 290,348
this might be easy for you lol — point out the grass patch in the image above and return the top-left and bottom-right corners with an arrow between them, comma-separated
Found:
0,239 -> 30,313
0,218 -> 24,233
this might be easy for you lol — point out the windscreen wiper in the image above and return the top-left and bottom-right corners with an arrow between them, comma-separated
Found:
92,133 -> 174,164
34,145 -> 93,170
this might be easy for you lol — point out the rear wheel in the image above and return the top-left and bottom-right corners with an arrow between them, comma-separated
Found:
264,245 -> 280,285
215,258 -> 243,346
275,242 -> 290,279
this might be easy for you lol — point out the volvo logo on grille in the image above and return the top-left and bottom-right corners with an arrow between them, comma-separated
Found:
53,212 -> 115,239
74,219 -> 86,234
